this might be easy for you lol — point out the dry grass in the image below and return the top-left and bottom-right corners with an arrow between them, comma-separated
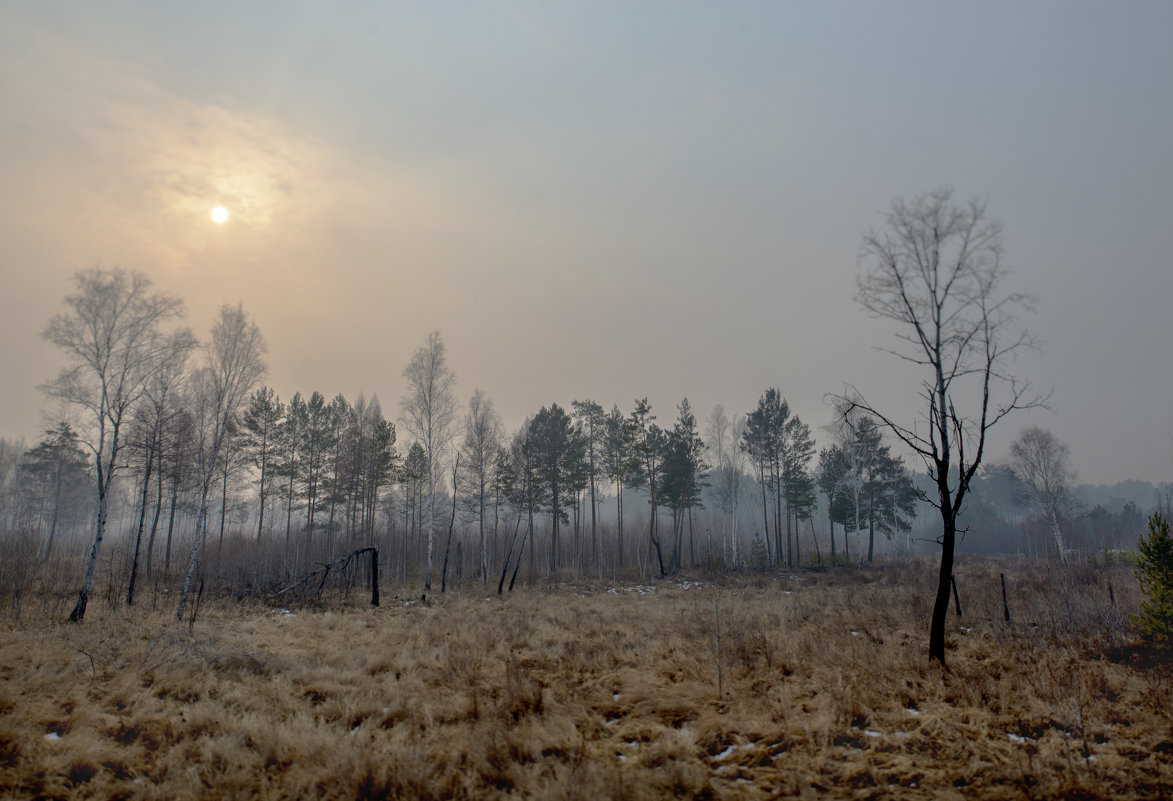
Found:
0,557 -> 1170,800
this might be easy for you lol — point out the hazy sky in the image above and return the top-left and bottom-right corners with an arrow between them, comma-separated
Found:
2,1 -> 1172,486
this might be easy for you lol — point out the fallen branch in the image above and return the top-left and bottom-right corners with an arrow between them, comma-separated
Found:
272,546 -> 380,607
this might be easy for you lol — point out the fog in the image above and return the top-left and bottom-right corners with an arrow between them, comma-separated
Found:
3,2 -> 1173,484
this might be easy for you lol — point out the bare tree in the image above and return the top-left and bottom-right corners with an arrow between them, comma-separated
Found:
706,405 -> 738,566
399,331 -> 458,590
176,304 -> 267,621
1009,426 -> 1076,564
128,331 -> 196,605
844,189 -> 1043,664
41,267 -> 188,622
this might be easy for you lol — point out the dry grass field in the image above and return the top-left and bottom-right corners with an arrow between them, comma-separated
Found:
1,557 -> 1170,800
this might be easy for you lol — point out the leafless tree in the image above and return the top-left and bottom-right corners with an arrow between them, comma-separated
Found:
128,331 -> 196,605
176,304 -> 267,621
706,404 -> 746,567
41,267 -> 188,622
1009,426 -> 1077,564
843,189 -> 1043,664
399,331 -> 458,590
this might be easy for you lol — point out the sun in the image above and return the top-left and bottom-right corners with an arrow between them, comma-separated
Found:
211,206 -> 229,223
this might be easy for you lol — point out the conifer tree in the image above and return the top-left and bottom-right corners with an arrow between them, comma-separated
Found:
1133,512 -> 1173,648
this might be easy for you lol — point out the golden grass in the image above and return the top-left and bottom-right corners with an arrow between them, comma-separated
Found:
1,558 -> 1170,800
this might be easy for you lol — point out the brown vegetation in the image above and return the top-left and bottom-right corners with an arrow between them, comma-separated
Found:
1,558 -> 1170,800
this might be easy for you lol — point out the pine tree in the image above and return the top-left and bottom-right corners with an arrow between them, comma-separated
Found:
1133,512 -> 1173,648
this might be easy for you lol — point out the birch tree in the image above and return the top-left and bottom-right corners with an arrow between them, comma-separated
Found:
1009,426 -> 1076,564
176,304 -> 267,621
127,332 -> 195,604
844,189 -> 1042,664
399,331 -> 458,590
42,267 -> 188,622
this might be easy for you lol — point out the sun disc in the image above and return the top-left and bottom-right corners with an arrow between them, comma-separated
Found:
211,206 -> 229,223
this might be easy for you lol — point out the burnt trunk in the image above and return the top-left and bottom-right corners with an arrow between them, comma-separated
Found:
928,513 -> 956,664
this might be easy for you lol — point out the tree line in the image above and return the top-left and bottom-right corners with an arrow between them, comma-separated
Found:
4,267 -> 929,623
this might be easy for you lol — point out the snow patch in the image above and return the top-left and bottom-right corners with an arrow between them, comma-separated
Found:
905,708 -> 920,716
612,693 -> 621,701
1007,733 -> 1033,744
864,730 -> 883,738
44,732 -> 61,741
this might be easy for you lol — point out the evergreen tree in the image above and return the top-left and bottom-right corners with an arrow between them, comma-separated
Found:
816,445 -> 853,561
1133,512 -> 1173,648
572,399 -> 606,572
402,442 -> 428,569
21,423 -> 90,560
629,398 -> 667,577
782,414 -> 816,566
526,403 -> 585,575
242,387 -> 282,539
278,392 -> 306,551
660,398 -> 709,571
601,405 -> 636,570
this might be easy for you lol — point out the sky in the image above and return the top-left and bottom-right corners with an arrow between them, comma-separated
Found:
1,1 -> 1172,487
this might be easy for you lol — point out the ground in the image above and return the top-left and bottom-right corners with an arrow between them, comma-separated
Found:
0,558 -> 1170,799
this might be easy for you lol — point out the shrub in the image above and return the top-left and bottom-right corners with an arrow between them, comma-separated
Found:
1132,512 -> 1173,648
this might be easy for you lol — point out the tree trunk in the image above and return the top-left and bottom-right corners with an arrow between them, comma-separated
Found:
480,480 -> 487,586
426,457 -> 435,590
616,479 -> 624,570
69,484 -> 109,622
128,445 -> 155,606
165,470 -> 179,572
498,512 -> 524,594
440,462 -> 459,593
146,445 -> 165,577
219,454 -> 228,556
759,466 -> 770,564
70,436 -> 118,623
1050,513 -> 1068,565
928,513 -> 956,664
43,460 -> 63,561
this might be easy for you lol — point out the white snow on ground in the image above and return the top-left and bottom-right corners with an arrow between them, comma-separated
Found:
711,743 -> 752,761
44,732 -> 60,741
1008,733 -> 1033,744
905,708 -> 920,716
